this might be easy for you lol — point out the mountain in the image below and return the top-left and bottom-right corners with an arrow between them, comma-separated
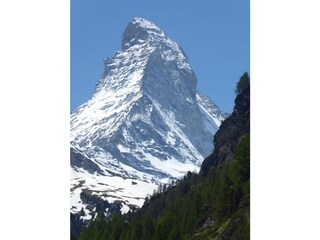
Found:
77,83 -> 250,240
70,17 -> 228,224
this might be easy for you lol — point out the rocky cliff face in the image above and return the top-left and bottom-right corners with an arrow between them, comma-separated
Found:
201,86 -> 250,175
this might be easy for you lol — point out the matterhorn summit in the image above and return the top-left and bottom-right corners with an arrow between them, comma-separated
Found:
70,17 -> 228,220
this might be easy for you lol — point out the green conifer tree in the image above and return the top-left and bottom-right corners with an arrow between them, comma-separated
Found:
235,72 -> 250,94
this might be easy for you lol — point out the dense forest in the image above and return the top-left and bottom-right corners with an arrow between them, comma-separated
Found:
73,74 -> 250,240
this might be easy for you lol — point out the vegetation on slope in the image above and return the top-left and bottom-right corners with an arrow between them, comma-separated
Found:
78,133 -> 249,240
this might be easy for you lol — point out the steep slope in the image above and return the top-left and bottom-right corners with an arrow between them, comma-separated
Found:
78,84 -> 250,240
70,17 -> 228,222
201,86 -> 250,174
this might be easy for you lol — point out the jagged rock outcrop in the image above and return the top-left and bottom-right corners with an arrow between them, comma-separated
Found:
201,86 -> 250,175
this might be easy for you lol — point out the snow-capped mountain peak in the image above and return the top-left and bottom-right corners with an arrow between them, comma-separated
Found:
70,17 -> 228,220
121,17 -> 166,50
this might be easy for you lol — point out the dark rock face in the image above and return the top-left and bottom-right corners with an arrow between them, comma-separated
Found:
80,191 -> 110,213
70,147 -> 105,175
70,213 -> 86,239
201,86 -> 250,175
71,191 -> 124,238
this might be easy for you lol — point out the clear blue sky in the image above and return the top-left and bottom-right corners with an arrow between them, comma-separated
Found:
71,0 -> 249,112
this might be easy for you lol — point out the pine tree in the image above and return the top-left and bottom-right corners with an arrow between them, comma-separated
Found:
141,213 -> 154,240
